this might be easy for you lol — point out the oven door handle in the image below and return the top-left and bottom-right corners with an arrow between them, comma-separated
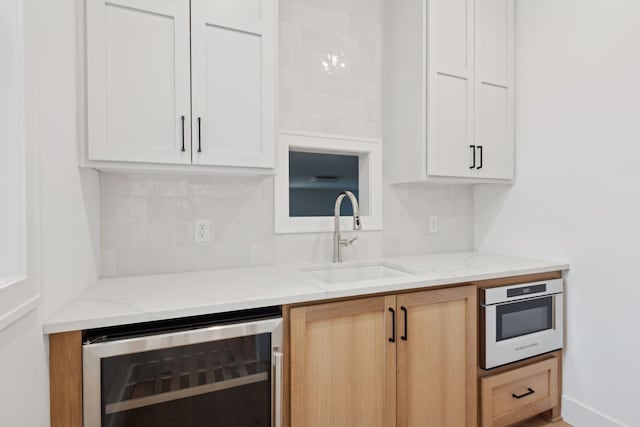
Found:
481,292 -> 563,307
274,351 -> 283,427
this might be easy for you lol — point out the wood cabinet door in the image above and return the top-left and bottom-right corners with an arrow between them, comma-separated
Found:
190,0 -> 276,168
86,0 -> 192,164
474,0 -> 515,180
290,296 -> 397,427
397,286 -> 478,427
426,0 -> 476,178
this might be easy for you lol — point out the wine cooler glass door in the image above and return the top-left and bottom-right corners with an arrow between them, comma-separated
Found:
84,318 -> 282,427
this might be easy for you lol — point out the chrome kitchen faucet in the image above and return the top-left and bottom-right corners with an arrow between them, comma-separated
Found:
333,191 -> 362,263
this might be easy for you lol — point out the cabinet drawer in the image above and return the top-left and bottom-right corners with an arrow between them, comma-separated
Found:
481,356 -> 559,427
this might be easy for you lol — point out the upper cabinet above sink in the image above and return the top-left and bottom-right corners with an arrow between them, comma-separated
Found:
384,0 -> 515,184
83,0 -> 277,173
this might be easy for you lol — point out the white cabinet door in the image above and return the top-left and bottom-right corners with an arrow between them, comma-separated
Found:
86,0 -> 192,164
475,0 -> 514,180
191,0 -> 277,168
426,0 -> 476,178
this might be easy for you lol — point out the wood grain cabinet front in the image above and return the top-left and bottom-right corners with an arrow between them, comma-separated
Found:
288,285 -> 478,427
480,356 -> 560,427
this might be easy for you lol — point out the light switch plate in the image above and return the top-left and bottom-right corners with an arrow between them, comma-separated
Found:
195,219 -> 212,242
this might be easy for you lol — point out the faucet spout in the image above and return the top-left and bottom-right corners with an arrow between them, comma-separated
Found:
333,191 -> 362,263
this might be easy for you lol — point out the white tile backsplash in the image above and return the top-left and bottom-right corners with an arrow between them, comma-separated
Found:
279,0 -> 383,139
100,173 -> 473,277
98,0 -> 475,277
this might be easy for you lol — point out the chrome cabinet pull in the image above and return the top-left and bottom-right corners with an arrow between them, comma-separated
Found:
512,388 -> 535,399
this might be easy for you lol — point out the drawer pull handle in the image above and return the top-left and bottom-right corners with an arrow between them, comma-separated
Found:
512,388 -> 535,399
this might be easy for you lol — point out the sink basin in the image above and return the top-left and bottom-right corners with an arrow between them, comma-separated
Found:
301,262 -> 416,284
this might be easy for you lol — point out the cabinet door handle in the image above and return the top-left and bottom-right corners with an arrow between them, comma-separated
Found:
469,145 -> 476,169
477,145 -> 483,170
512,388 -> 535,399
181,115 -> 186,152
388,308 -> 396,343
197,117 -> 202,153
400,306 -> 408,341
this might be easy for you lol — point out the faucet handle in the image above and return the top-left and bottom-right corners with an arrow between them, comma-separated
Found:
341,235 -> 359,246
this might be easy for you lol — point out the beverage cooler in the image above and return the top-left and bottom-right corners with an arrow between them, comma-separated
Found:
82,307 -> 283,427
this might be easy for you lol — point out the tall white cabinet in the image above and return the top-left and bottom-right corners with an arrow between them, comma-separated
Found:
475,0 -> 515,180
384,0 -> 514,183
85,0 -> 277,171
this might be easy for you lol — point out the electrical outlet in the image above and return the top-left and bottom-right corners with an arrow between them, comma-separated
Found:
194,219 -> 212,242
428,216 -> 439,234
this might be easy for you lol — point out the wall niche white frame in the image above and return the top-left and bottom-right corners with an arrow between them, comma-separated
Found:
275,130 -> 383,234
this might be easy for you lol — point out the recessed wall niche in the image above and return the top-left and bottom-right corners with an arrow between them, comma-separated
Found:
275,131 -> 383,234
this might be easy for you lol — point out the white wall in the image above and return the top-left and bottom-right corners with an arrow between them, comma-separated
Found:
0,0 -> 24,276
0,0 -> 100,425
474,1 -> 640,425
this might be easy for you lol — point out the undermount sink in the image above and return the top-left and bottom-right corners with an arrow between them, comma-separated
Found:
301,262 -> 417,284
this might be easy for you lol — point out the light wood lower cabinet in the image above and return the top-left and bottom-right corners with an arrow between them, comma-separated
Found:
481,356 -> 560,427
290,296 -> 396,427
289,286 -> 477,427
397,287 -> 478,427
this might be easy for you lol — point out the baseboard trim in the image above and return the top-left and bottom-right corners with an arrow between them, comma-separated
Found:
562,395 -> 627,427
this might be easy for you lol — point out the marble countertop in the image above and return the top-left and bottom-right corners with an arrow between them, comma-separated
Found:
43,251 -> 569,334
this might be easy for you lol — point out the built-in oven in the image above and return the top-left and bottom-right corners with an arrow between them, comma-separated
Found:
480,279 -> 563,370
83,307 -> 283,427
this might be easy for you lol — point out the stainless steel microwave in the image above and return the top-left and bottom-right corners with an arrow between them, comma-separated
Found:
480,279 -> 563,369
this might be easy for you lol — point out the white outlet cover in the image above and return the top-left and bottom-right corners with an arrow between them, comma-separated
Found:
428,216 -> 439,234
195,219 -> 212,242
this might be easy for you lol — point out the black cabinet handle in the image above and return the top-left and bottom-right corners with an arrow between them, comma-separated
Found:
197,117 -> 202,153
477,145 -> 483,170
512,388 -> 535,399
400,306 -> 408,341
181,115 -> 185,152
389,308 -> 396,343
469,145 -> 476,169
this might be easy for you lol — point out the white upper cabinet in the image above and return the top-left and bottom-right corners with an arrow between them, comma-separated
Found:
475,0 -> 514,180
426,0 -> 475,178
86,0 -> 192,164
85,0 -> 277,171
191,0 -> 276,168
384,0 -> 514,183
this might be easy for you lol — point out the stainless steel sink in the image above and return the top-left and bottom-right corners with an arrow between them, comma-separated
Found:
300,262 -> 416,284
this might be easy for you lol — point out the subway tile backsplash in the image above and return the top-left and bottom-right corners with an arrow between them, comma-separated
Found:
279,0 -> 383,138
100,174 -> 473,277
